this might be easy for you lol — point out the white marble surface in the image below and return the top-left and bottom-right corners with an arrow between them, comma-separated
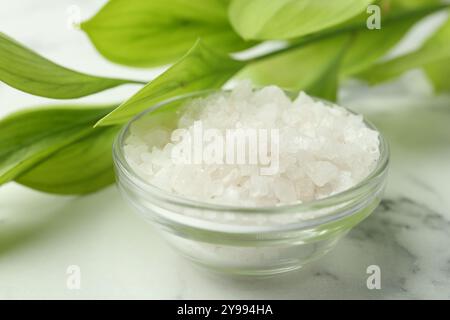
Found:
1,0 -> 450,299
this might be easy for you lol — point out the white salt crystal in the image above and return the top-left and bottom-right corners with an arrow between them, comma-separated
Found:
273,177 -> 297,203
249,176 -> 270,198
124,82 -> 381,207
295,178 -> 315,202
306,161 -> 339,187
142,128 -> 169,148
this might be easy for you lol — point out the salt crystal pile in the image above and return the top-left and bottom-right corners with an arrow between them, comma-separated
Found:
124,82 -> 380,207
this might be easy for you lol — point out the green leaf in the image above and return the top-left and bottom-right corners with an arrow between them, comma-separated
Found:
424,57 -> 450,92
358,15 -> 450,85
340,0 -> 448,75
0,32 -> 140,99
341,18 -> 418,76
228,0 -> 373,40
240,35 -> 350,99
339,2 -> 450,75
0,105 -> 115,185
307,38 -> 351,101
97,40 -> 244,126
240,2 -> 449,94
81,0 -> 252,67
16,126 -> 120,195
390,0 -> 442,10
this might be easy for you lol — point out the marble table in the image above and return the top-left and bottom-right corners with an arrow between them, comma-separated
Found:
1,0 -> 449,299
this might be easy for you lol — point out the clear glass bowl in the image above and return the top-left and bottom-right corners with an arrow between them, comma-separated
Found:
113,91 -> 389,276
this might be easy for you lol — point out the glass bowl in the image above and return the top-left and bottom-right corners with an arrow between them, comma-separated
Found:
112,91 -> 389,276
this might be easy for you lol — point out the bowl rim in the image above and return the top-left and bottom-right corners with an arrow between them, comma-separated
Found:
113,89 -> 390,216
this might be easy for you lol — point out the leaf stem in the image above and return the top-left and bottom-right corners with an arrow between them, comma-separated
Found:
130,80 -> 148,85
245,3 -> 450,64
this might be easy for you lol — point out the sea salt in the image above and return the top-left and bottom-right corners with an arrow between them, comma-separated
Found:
124,82 -> 380,207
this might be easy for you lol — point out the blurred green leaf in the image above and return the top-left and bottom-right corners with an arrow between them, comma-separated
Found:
238,1 -> 443,93
390,0 -> 442,10
340,0 -> 445,75
97,40 -> 244,126
423,17 -> 450,93
228,0 -> 373,40
308,38 -> 351,101
240,35 -> 350,100
424,57 -> 450,92
358,16 -> 450,85
17,126 -> 119,195
0,105 -> 115,185
0,32 -> 138,99
81,0 -> 252,67
341,18 -> 417,76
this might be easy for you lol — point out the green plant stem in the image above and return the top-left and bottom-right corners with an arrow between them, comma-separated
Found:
131,80 -> 148,85
246,3 -> 450,64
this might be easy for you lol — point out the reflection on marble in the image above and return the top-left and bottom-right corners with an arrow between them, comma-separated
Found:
0,0 -> 450,299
